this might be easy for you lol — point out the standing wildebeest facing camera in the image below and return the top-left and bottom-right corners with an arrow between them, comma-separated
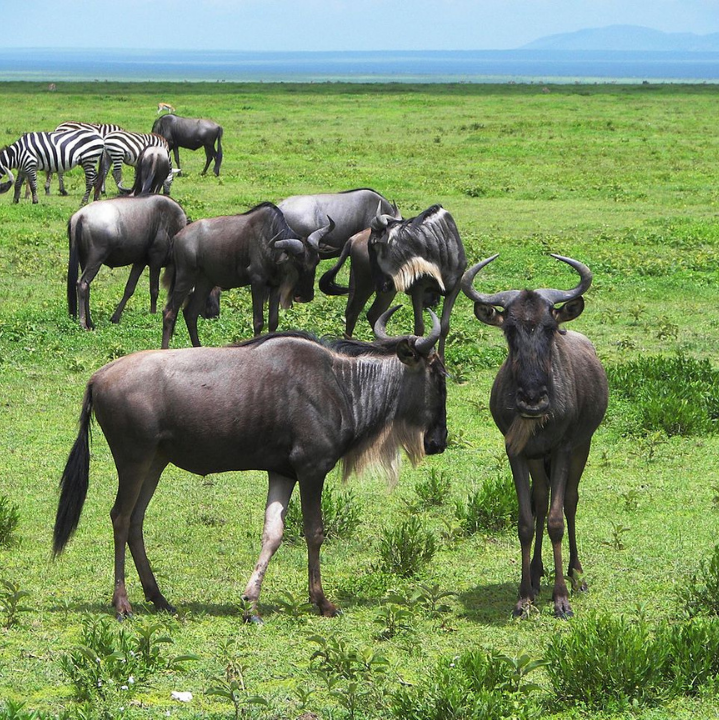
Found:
278,188 -> 401,258
462,253 -> 608,619
67,195 -> 188,329
161,202 -> 334,348
151,114 -> 223,176
53,306 -> 448,621
321,204 -> 466,359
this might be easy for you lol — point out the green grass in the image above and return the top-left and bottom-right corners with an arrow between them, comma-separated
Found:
2,81 -> 719,718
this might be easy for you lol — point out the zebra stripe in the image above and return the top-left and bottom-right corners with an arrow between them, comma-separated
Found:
0,128 -> 105,205
56,121 -> 123,137
101,131 -> 173,194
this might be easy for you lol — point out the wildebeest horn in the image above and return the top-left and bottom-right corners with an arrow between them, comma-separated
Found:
373,305 -> 441,355
535,254 -> 593,305
373,305 -> 402,340
460,254 -> 520,308
272,236 -> 305,255
307,216 -> 335,249
414,308 -> 441,355
371,200 -> 395,232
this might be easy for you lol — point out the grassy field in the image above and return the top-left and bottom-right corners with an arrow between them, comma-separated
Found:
1,81 -> 719,719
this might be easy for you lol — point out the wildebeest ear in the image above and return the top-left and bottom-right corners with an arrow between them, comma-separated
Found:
553,297 -> 584,324
396,339 -> 421,367
474,303 -> 503,327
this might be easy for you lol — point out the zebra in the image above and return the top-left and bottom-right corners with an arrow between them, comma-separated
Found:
97,131 -> 174,199
29,122 -> 124,198
0,128 -> 105,205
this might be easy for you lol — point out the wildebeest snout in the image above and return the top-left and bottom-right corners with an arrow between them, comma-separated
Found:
516,385 -> 549,417
424,425 -> 448,455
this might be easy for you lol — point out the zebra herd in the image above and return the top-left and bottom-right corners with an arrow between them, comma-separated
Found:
0,121 -> 174,205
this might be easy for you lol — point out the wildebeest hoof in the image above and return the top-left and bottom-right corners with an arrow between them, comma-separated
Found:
512,599 -> 535,619
60,190 -> 69,196
244,613 -> 264,625
116,611 -> 133,621
554,599 -> 574,619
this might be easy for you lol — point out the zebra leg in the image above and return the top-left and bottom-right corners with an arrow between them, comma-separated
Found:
80,161 -> 98,206
57,172 -> 68,196
44,171 -> 53,196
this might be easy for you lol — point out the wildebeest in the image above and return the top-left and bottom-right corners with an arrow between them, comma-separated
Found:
67,195 -> 188,329
461,253 -> 608,618
161,202 -> 333,348
151,114 -> 223,176
129,145 -> 173,196
278,188 -> 400,258
321,204 -> 466,358
53,306 -> 447,620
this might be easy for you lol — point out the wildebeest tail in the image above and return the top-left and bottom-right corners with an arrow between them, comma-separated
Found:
67,216 -> 80,317
53,382 -> 94,556
319,239 -> 352,296
93,149 -> 112,200
215,126 -> 223,164
161,260 -> 176,297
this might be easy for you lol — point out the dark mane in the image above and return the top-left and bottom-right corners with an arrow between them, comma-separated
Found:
244,201 -> 297,242
409,204 -> 443,227
230,330 -> 402,358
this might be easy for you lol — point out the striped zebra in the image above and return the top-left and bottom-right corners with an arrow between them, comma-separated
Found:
98,130 -> 174,198
30,122 -> 124,197
0,128 -> 105,205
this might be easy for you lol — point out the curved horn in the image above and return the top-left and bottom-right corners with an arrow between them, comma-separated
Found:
535,254 -> 593,305
307,216 -> 335,249
373,305 -> 403,340
460,254 -> 520,308
273,237 -> 305,255
414,308 -> 441,355
371,200 -> 395,233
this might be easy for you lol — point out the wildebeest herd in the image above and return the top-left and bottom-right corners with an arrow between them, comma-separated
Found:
2,111 -> 608,623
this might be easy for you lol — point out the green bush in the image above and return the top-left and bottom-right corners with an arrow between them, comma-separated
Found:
283,485 -> 361,545
414,468 -> 452,508
660,617 -> 719,696
455,473 -> 517,535
544,612 -> 664,710
0,495 -> 19,547
390,650 -> 543,720
378,516 -> 437,578
678,542 -> 719,617
607,354 -> 719,436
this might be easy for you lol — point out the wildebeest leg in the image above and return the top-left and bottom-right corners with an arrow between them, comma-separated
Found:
76,262 -> 103,330
161,271 -> 196,348
267,287 -> 280,333
125,457 -> 174,613
172,147 -> 181,175
509,453 -> 536,617
110,457 -> 163,618
411,289 -> 426,336
251,284 -> 269,336
527,459 -> 549,595
565,442 -> 591,592
547,450 -> 573,618
242,473 -> 296,621
201,145 -> 213,176
344,267 -> 377,337
299,477 -> 338,617
365,290 -> 396,336
148,265 -> 161,315
182,277 -> 214,347
110,262 -> 146,324
438,285 -> 462,360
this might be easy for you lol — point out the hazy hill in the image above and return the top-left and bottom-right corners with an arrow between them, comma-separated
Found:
522,24 -> 719,52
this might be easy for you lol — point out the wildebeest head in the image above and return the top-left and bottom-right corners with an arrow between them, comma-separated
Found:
0,157 -> 13,194
461,253 -> 591,418
272,216 -> 335,307
373,305 -> 448,456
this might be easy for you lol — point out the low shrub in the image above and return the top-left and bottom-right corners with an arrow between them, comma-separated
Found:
455,472 -> 517,535
283,485 -> 361,544
390,649 -> 544,720
0,495 -> 19,547
607,353 -> 719,436
378,516 -> 437,578
678,542 -> 719,617
414,468 -> 452,508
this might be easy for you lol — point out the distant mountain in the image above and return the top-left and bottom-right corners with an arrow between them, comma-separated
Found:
522,25 -> 719,52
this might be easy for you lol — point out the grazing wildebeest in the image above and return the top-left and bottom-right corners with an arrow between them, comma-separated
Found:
278,188 -> 401,258
53,306 -> 447,621
320,204 -> 466,359
129,146 -> 173,196
67,195 -> 188,330
161,202 -> 334,348
151,114 -> 223,176
461,253 -> 608,618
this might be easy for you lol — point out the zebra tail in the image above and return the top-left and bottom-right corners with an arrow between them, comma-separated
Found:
319,238 -> 352,296
93,150 -> 111,199
53,382 -> 94,556
67,216 -> 80,317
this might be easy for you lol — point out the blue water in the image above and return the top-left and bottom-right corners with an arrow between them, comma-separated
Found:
1,48 -> 719,83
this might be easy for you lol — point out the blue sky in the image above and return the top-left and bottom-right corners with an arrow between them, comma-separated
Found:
4,0 -> 719,51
